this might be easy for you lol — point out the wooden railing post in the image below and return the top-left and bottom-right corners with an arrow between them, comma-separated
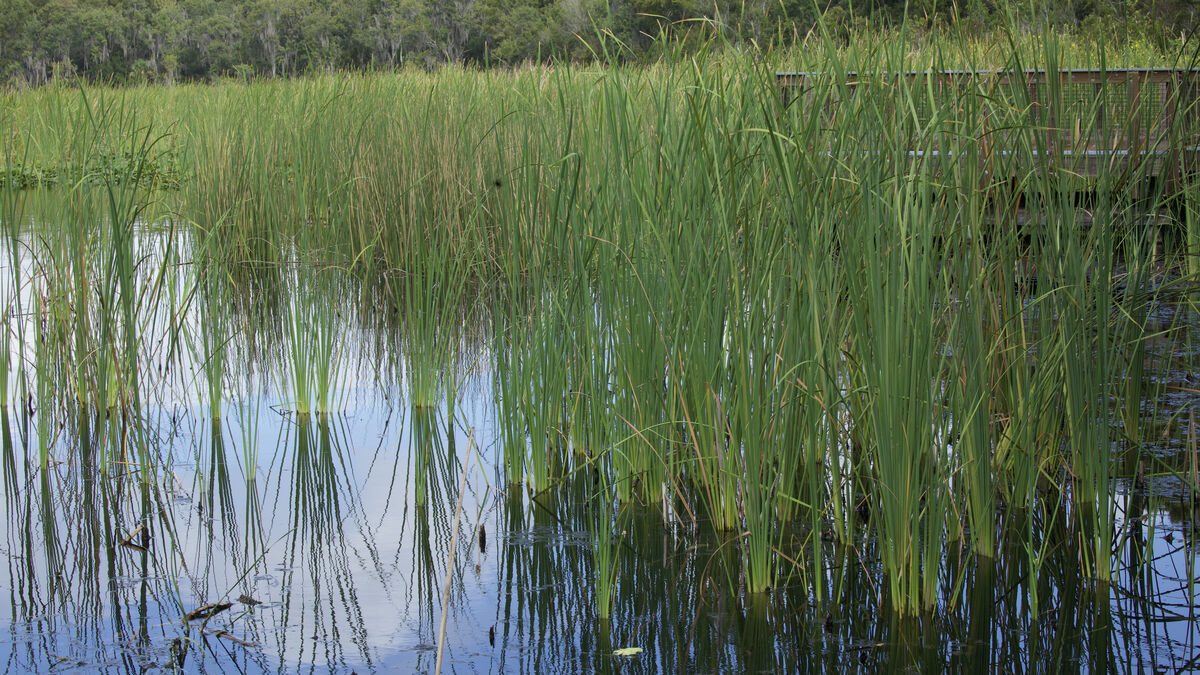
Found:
1128,73 -> 1143,171
775,68 -> 1200,189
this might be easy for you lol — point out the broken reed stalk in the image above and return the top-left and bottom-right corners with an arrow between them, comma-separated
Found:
435,429 -> 474,675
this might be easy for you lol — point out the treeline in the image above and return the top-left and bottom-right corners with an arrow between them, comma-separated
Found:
1,0 -> 1196,84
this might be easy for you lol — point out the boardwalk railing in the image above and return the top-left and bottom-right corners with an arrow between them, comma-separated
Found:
777,68 -> 1200,191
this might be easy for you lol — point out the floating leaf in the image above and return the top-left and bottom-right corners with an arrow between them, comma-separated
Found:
613,647 -> 643,657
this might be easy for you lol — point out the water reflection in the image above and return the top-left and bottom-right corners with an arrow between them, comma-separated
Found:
0,394 -> 1195,672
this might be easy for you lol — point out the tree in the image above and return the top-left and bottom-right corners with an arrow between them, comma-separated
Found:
478,0 -> 571,63
359,0 -> 426,67
29,0 -> 82,84
148,0 -> 185,80
429,0 -> 478,63
0,0 -> 35,82
77,3 -> 123,74
299,0 -> 342,70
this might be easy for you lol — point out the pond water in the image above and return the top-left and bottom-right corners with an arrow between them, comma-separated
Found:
0,226 -> 1197,673
4,390 -> 1198,674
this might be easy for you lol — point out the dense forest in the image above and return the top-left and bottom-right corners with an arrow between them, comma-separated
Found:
1,0 -> 1197,84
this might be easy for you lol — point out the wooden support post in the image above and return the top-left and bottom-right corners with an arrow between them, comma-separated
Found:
1165,75 -> 1180,195
1128,75 -> 1143,173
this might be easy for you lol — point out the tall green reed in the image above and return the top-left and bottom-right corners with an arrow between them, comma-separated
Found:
587,455 -> 624,620
0,25 -> 1191,620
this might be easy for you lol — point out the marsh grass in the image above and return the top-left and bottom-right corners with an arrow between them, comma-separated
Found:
473,33 -> 1196,608
1,24 -> 1197,620
188,272 -> 231,419
1186,183 -> 1200,280
587,457 -> 625,620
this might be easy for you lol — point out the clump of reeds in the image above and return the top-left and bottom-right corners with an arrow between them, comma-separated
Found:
1,22 -> 1194,620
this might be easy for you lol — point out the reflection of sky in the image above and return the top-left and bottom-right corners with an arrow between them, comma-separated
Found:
3,380 -> 1197,673
0,224 -> 453,414
0,381 -> 507,673
0,230 -> 1197,672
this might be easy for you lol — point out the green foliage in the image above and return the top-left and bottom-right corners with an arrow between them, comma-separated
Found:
0,0 -> 1194,84
0,148 -> 183,190
3,24 -> 1197,619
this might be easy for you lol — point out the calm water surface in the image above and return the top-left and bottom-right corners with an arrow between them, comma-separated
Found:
0,229 -> 1197,673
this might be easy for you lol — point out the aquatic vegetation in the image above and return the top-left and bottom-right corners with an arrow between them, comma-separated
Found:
0,24 -> 1197,649
586,455 -> 626,620
1186,184 -> 1200,280
189,272 -> 231,419
0,150 -> 183,190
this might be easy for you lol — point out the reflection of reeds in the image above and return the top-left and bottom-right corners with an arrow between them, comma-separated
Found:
280,414 -> 371,666
409,403 -> 460,509
434,429 -> 473,675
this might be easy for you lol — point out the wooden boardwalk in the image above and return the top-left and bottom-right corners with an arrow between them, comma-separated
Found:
776,68 -> 1200,190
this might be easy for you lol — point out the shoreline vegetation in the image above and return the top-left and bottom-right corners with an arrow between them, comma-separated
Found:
0,5 -> 1194,87
2,22 -> 1199,622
